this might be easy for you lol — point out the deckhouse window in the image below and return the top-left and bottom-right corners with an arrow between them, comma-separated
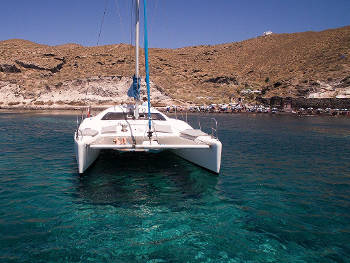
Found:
101,112 -> 166,121
101,112 -> 126,120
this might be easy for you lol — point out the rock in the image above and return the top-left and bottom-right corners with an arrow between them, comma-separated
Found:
205,76 -> 239,85
273,81 -> 282,88
43,53 -> 55,57
340,76 -> 350,87
15,57 -> 65,73
0,64 -> 21,73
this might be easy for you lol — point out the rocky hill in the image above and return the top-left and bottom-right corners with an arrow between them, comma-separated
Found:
0,26 -> 349,109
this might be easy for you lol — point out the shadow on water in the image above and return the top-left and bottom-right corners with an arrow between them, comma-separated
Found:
74,151 -> 219,207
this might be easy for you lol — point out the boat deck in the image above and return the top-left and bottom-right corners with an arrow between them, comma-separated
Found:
89,135 -> 210,150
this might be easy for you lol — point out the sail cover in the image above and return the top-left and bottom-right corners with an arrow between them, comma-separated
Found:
127,75 -> 140,100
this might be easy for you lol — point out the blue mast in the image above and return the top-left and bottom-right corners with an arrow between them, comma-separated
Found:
143,0 -> 152,136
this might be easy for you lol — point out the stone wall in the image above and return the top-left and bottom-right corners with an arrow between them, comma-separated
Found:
256,96 -> 350,109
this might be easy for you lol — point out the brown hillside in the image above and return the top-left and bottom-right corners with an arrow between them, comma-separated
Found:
0,26 -> 350,106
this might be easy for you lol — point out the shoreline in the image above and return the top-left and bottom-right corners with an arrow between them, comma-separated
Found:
1,105 -> 349,117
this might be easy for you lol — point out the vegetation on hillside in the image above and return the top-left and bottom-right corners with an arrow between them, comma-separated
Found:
0,26 -> 349,105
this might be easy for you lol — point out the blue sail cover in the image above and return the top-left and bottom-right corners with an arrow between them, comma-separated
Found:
127,75 -> 140,100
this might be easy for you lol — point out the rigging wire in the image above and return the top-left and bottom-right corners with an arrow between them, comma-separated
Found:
97,0 -> 109,46
87,0 -> 109,111
114,0 -> 126,44
130,0 -> 134,47
148,0 -> 159,46
114,0 -> 131,76
143,0 -> 152,135
129,0 -> 135,78
154,0 -> 159,19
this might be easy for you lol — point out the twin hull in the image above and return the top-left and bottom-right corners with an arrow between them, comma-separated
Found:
74,134 -> 222,174
74,106 -> 222,174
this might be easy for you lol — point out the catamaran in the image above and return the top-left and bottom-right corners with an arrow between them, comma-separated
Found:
74,0 -> 222,174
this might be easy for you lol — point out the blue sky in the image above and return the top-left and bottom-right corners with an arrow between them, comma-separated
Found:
0,0 -> 349,48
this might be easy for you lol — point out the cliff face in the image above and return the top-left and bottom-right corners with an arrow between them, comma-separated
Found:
0,26 -> 350,108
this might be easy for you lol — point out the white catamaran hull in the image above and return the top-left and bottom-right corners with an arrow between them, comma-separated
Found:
74,135 -> 100,174
75,143 -> 221,174
75,136 -> 221,174
172,137 -> 222,174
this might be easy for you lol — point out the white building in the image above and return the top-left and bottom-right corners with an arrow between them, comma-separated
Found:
263,31 -> 273,36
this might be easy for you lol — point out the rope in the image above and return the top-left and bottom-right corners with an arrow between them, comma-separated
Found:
97,0 -> 109,46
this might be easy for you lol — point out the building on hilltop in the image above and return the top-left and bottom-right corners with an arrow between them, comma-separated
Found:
263,31 -> 273,36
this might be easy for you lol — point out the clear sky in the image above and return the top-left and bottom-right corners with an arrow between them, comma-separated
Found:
0,0 -> 349,48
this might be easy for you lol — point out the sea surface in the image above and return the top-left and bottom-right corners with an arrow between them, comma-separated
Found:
0,112 -> 349,262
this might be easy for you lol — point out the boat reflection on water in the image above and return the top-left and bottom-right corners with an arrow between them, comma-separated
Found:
74,151 -> 219,207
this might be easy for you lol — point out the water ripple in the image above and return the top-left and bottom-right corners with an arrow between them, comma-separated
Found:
0,113 -> 350,262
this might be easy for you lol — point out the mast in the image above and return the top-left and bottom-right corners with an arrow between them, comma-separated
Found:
135,0 -> 139,81
134,0 -> 140,119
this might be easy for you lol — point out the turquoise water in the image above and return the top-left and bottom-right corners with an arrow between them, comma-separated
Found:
0,112 -> 349,262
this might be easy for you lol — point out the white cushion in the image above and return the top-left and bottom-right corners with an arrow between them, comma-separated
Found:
181,129 -> 207,137
81,128 -> 99,137
153,123 -> 173,133
101,125 -> 117,134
